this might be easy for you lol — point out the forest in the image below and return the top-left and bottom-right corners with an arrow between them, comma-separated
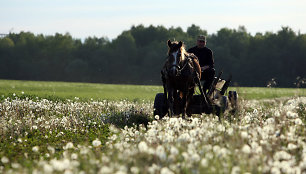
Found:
0,24 -> 305,87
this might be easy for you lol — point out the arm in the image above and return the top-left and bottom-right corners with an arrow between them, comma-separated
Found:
201,49 -> 214,71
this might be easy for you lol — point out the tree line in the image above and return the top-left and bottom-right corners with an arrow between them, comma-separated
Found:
0,25 -> 305,87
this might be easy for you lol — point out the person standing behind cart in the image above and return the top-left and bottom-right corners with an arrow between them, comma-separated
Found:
187,35 -> 215,93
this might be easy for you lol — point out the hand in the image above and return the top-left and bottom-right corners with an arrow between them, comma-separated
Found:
201,66 -> 209,71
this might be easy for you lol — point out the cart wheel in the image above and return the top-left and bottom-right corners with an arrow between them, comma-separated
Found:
153,93 -> 167,119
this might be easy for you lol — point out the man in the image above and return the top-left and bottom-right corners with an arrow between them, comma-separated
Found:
187,35 -> 215,92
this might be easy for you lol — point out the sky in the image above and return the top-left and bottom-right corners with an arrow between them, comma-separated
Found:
1,0 -> 306,40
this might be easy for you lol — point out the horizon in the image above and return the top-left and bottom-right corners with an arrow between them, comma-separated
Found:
1,0 -> 306,40
1,24 -> 303,42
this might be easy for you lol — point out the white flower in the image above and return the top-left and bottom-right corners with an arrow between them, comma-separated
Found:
43,163 -> 54,174
227,127 -> 234,135
148,164 -> 160,174
156,145 -> 166,161
99,166 -> 113,174
80,147 -> 89,155
32,146 -> 39,152
200,158 -> 208,167
241,131 -> 248,139
274,110 -> 280,117
241,144 -> 251,154
64,169 -> 73,174
160,167 -> 174,174
231,166 -> 240,174
274,151 -> 291,161
130,166 -> 139,174
154,115 -> 159,120
270,166 -> 281,174
191,153 -> 200,163
244,115 -> 251,123
266,117 -> 275,124
45,153 -> 50,158
50,159 -> 70,171
71,153 -> 78,160
109,125 -> 119,133
294,118 -> 303,125
287,143 -> 297,150
47,146 -> 55,154
64,142 -> 74,149
1,156 -> 9,164
92,139 -> 101,147
115,171 -> 127,174
138,141 -> 148,153
286,111 -> 298,118
217,124 -> 225,131
32,125 -> 38,130
170,146 -> 179,156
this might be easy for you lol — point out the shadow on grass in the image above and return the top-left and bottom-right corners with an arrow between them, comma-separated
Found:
101,108 -> 153,129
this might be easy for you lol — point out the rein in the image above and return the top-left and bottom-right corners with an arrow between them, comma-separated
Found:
178,56 -> 191,72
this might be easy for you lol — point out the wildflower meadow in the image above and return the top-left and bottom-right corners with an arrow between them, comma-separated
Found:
0,80 -> 306,174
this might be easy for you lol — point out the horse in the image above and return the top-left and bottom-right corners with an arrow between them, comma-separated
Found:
161,40 -> 204,119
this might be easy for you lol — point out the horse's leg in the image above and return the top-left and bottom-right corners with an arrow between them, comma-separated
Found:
186,87 -> 194,117
181,90 -> 187,119
162,81 -> 168,111
167,86 -> 174,117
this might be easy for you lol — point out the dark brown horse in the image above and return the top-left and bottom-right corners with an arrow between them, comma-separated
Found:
161,40 -> 203,118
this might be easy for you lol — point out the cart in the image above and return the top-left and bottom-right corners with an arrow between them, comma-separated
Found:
153,71 -> 238,118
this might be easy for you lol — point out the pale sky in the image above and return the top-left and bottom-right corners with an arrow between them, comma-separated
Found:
1,0 -> 305,40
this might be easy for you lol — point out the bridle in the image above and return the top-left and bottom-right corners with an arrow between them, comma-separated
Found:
166,50 -> 191,76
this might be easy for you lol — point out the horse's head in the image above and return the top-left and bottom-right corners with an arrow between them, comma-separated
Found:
167,40 -> 185,77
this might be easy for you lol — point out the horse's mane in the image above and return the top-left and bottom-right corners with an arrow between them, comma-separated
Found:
181,45 -> 187,61
167,41 -> 188,61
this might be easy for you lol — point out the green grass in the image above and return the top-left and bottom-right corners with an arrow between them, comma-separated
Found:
230,86 -> 306,99
0,79 -> 305,101
0,79 -> 162,102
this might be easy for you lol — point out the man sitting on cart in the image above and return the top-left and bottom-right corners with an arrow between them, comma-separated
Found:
187,35 -> 215,93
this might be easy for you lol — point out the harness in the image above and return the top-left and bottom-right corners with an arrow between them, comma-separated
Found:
176,57 -> 191,76
162,53 -> 200,83
167,54 -> 192,76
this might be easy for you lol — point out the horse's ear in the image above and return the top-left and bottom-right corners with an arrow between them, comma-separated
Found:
178,41 -> 183,47
167,40 -> 171,47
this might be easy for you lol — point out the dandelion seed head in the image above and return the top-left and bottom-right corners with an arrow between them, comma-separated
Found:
241,144 -> 251,154
32,146 -> 39,152
130,166 -> 139,174
160,167 -> 174,174
43,164 -> 54,174
1,156 -> 9,164
241,131 -> 248,139
64,142 -> 74,150
231,166 -> 240,174
92,139 -> 102,147
138,141 -> 148,153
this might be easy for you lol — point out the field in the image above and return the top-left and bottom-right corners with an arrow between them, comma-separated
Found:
0,79 -> 305,101
0,79 -> 306,173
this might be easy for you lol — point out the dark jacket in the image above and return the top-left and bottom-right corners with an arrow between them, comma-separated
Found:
187,46 -> 214,68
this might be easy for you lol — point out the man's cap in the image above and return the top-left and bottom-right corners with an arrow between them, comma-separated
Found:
197,35 -> 206,41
